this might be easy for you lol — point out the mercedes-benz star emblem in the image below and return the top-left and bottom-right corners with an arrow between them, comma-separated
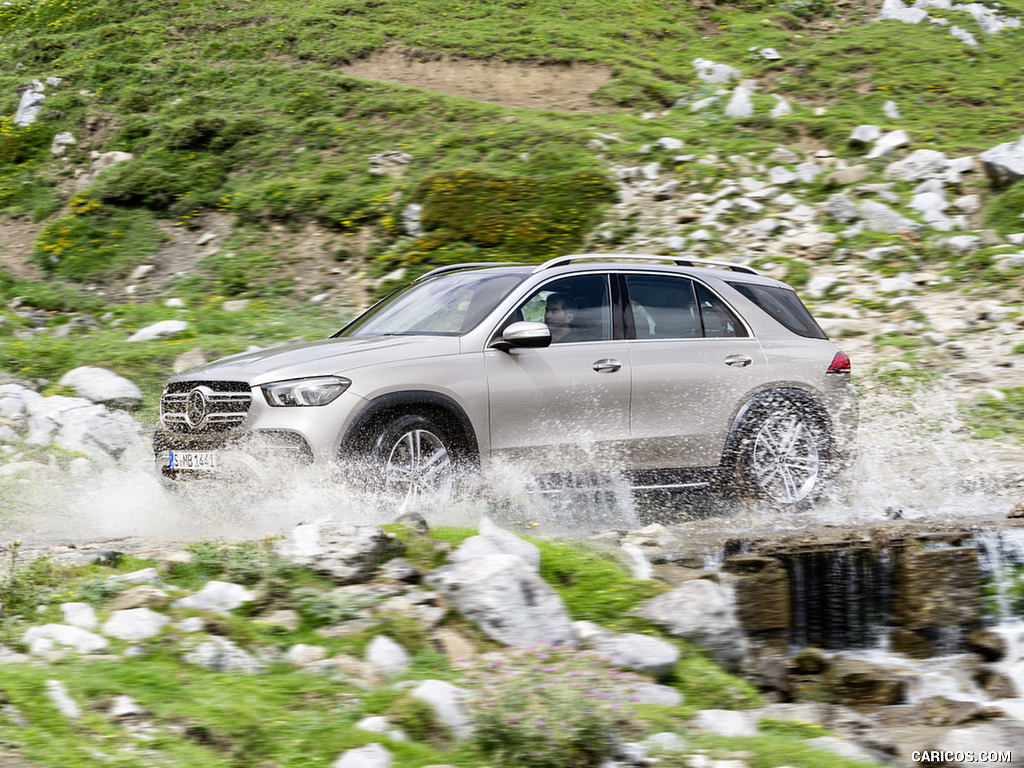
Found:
185,386 -> 214,430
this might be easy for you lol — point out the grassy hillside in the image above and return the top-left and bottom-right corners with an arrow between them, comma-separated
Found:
0,0 -> 1023,412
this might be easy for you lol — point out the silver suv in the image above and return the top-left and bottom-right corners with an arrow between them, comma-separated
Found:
154,255 -> 857,509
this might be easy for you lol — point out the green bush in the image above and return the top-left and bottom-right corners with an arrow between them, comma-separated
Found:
31,195 -> 166,280
981,179 -> 1024,235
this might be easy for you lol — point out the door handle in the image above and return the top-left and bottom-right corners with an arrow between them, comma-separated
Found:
724,354 -> 753,367
592,358 -> 622,373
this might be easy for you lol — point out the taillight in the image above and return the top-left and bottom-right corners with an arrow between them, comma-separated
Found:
827,350 -> 851,374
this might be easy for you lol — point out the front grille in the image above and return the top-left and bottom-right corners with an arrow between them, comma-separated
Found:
161,380 -> 253,433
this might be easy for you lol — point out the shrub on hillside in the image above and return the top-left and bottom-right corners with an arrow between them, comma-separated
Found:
981,179 -> 1024,235
463,647 -> 642,768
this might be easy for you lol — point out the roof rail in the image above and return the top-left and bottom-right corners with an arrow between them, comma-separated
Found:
414,261 -> 528,282
534,253 -> 761,276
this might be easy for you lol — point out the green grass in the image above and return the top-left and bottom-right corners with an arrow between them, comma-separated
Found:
965,387 -> 1024,444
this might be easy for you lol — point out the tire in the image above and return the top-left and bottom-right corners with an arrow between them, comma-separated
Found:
369,414 -> 459,512
735,399 -> 831,509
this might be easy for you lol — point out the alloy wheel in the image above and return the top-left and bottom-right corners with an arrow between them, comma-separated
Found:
751,411 -> 821,504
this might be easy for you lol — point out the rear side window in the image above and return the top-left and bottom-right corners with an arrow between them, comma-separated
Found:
727,282 -> 827,340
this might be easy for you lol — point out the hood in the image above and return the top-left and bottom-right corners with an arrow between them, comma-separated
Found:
168,334 -> 463,386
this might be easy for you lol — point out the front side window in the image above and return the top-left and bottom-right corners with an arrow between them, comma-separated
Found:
339,271 -> 527,337
511,274 -> 612,343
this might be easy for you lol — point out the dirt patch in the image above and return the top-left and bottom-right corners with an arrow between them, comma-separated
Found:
341,50 -> 613,112
0,218 -> 46,281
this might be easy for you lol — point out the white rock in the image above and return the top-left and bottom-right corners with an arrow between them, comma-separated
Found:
692,709 -> 758,737
884,100 -> 901,119
332,743 -> 392,768
770,95 -> 792,117
287,643 -> 327,666
222,299 -> 250,313
46,680 -> 81,720
656,137 -> 684,150
58,367 -> 142,410
724,84 -> 755,119
165,298 -> 186,308
356,716 -> 408,742
366,635 -> 409,678
410,680 -> 471,739
173,581 -> 254,614
866,129 -> 911,159
769,166 -> 797,185
878,0 -> 929,23
51,131 -> 76,157
60,602 -> 98,630
127,320 -> 188,342
14,90 -> 45,126
980,134 -> 1024,186
849,125 -> 881,145
23,624 -> 108,655
102,608 -> 170,641
878,275 -> 917,293
110,567 -> 164,586
109,695 -> 144,718
692,58 -> 741,83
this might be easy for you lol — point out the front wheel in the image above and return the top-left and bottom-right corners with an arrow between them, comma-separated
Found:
370,414 -> 458,512
736,401 -> 830,509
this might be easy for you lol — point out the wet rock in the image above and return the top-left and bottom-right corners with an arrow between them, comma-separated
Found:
824,657 -> 907,706
722,555 -> 790,633
792,646 -> 830,675
895,547 -> 981,632
964,629 -> 1007,661
279,521 -> 405,584
425,554 -> 574,647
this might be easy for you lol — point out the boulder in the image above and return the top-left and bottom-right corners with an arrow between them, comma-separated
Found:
183,636 -> 265,674
823,165 -> 869,187
932,724 -> 1023,767
724,84 -> 755,119
980,134 -> 1024,186
58,367 -> 142,410
102,608 -> 170,641
824,657 -> 907,706
279,521 -> 405,584
424,554 -> 575,648
14,89 -> 45,127
884,149 -> 950,181
173,581 -> 254,614
45,680 -> 81,720
691,709 -> 757,737
692,58 -> 741,83
127,320 -> 189,342
23,624 -> 108,655
587,632 -> 680,678
410,679 -> 471,739
366,635 -> 410,678
332,743 -> 392,768
449,516 -> 540,571
107,585 -> 170,611
866,129 -> 911,159
60,603 -> 98,630
858,200 -> 923,234
633,580 -> 746,672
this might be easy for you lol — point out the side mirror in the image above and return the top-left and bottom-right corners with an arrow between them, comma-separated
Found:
492,321 -> 552,351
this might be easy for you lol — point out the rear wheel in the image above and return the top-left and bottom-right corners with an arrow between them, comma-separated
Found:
370,414 -> 458,511
737,400 -> 830,509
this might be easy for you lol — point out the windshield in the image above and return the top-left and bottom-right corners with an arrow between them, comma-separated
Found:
338,271 -> 528,337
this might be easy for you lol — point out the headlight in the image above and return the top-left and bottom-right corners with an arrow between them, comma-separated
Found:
261,376 -> 351,407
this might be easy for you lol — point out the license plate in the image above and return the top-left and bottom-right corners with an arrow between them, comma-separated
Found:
167,451 -> 218,471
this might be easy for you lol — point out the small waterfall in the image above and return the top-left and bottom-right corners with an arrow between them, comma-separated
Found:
778,546 -> 895,650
